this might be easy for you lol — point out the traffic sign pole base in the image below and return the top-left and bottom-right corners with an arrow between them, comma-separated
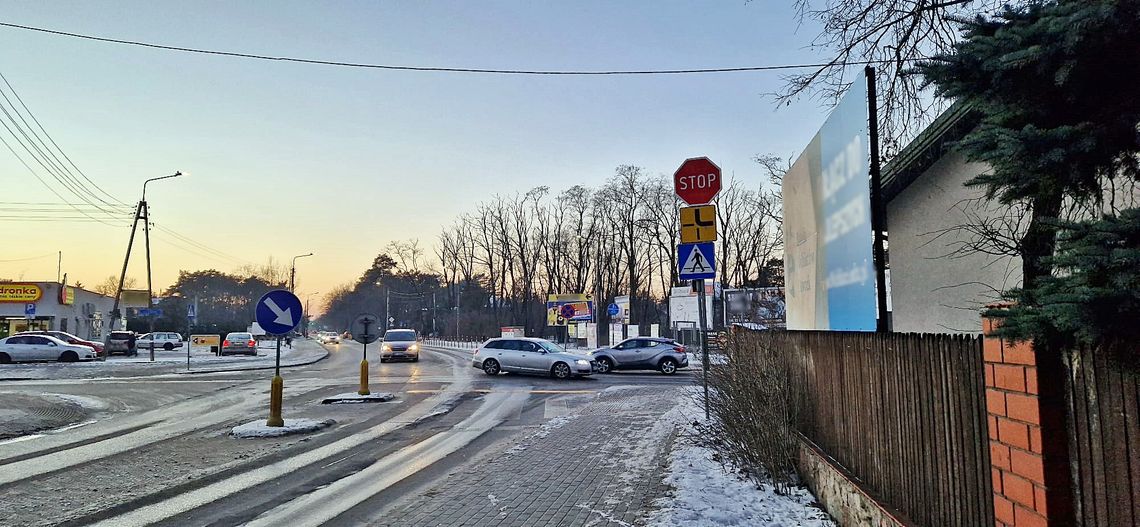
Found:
358,359 -> 370,396
267,375 -> 285,427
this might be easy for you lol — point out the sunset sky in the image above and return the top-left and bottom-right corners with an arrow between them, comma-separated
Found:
0,1 -> 839,310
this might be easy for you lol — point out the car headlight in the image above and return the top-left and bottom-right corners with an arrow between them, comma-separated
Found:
382,343 -> 392,350
575,359 -> 590,365
409,343 -> 418,351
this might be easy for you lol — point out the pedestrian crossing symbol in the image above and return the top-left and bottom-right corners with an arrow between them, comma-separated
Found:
677,242 -> 716,280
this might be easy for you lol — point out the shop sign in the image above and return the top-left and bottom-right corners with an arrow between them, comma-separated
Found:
0,283 -> 42,303
59,286 -> 75,305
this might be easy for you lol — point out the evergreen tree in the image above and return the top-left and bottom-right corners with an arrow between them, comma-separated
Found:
917,0 -> 1140,352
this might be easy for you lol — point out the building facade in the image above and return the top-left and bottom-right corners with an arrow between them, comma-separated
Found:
0,281 -> 116,340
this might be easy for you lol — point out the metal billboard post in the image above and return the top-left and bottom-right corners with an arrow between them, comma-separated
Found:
696,279 -> 710,420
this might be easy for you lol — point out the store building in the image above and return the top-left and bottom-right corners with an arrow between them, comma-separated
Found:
0,281 -> 116,340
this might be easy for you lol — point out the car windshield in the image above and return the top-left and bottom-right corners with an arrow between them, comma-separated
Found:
384,330 -> 416,341
537,341 -> 565,354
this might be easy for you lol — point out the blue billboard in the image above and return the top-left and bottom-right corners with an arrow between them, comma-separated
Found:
782,81 -> 876,331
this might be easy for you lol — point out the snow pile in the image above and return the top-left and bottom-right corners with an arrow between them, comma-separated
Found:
532,414 -> 578,439
47,393 -> 108,410
321,392 -> 395,404
648,443 -> 833,527
230,418 -> 334,438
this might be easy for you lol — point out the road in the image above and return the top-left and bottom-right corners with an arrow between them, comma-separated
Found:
0,338 -> 697,526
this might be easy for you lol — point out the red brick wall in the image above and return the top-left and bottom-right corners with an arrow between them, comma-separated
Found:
983,316 -> 1050,527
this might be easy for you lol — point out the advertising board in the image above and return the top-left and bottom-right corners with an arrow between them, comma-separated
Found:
545,294 -> 594,326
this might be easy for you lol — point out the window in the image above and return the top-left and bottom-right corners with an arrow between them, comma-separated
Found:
27,336 -> 52,345
638,339 -> 658,348
500,340 -> 521,351
520,342 -> 539,352
484,341 -> 503,350
617,340 -> 637,350
6,336 -> 28,345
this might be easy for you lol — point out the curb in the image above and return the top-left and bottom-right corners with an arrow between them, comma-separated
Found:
171,349 -> 330,374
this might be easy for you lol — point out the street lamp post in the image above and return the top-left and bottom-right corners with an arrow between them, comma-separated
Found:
304,292 -> 319,336
108,171 -> 184,354
290,253 -> 313,292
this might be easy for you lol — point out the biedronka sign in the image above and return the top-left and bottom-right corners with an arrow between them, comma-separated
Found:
0,283 -> 43,303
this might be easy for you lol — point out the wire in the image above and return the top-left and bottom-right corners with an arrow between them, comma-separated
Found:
0,20 -> 912,76
0,252 -> 55,263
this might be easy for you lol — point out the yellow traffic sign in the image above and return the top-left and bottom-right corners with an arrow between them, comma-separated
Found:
680,205 -> 717,243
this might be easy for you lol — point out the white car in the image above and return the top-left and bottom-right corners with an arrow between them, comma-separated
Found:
138,331 -> 184,351
0,334 -> 100,363
319,331 -> 341,344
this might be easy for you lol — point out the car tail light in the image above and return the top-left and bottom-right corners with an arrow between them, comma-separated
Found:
673,346 -> 685,353
223,340 -> 231,347
248,340 -> 256,347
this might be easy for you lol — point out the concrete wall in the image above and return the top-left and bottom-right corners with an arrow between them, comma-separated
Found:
886,151 -> 1021,334
797,439 -> 910,527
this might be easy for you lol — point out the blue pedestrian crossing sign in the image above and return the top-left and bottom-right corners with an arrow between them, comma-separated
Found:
677,242 -> 716,280
255,290 -> 303,336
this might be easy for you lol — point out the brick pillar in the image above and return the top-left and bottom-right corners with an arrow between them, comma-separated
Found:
983,310 -> 1074,527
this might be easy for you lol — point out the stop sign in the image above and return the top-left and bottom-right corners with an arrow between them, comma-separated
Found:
674,157 -> 722,205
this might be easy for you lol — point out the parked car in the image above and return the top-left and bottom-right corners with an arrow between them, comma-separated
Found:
105,331 -> 138,357
0,334 -> 99,363
137,331 -> 184,351
472,337 -> 594,379
380,329 -> 420,362
588,337 -> 688,375
221,332 -> 258,356
17,330 -> 105,359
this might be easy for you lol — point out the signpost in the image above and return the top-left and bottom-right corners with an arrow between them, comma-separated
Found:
607,303 -> 620,317
24,302 -> 34,320
350,313 -> 381,396
674,157 -> 721,419
255,289 -> 303,427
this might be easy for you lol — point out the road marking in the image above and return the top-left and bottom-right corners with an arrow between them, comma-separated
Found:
245,389 -> 530,526
88,351 -> 474,527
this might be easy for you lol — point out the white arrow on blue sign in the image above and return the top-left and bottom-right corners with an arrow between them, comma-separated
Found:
677,242 -> 716,280
255,290 -> 303,335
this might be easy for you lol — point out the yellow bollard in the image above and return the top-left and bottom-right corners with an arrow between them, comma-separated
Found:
267,375 -> 284,427
359,359 -> 370,395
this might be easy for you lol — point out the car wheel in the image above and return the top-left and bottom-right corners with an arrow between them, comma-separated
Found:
551,362 -> 572,379
482,359 -> 501,375
0,353 -> 10,364
163,343 -> 174,351
59,351 -> 79,363
659,358 -> 678,375
595,357 -> 614,374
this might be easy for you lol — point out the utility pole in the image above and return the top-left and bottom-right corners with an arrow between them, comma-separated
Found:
432,292 -> 437,336
143,198 -> 155,362
290,253 -> 313,292
455,286 -> 461,338
385,288 -> 390,331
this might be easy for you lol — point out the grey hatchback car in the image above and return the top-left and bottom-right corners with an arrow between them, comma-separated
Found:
473,337 -> 593,379
588,337 -> 688,375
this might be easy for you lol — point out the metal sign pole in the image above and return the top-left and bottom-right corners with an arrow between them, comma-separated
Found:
267,335 -> 284,427
359,318 -> 371,395
696,278 -> 710,419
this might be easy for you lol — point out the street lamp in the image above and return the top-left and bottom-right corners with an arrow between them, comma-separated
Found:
304,292 -> 319,336
290,253 -> 313,291
108,171 -> 184,347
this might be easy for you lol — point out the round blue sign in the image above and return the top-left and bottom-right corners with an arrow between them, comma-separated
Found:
607,303 -> 620,316
255,290 -> 303,335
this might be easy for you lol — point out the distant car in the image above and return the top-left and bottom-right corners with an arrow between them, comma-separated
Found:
588,337 -> 688,375
138,331 -> 184,351
221,332 -> 258,356
0,334 -> 99,363
473,337 -> 593,379
380,329 -> 420,362
17,330 -> 105,359
105,331 -> 138,357
318,331 -> 340,344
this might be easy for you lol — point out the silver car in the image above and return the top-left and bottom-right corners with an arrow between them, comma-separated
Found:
380,329 -> 420,362
473,337 -> 593,379
221,332 -> 258,356
588,337 -> 688,375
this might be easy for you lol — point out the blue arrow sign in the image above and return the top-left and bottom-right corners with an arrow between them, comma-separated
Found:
255,290 -> 303,335
677,242 -> 716,280
607,303 -> 620,316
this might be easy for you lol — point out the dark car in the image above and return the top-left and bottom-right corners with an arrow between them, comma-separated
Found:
588,337 -> 688,375
106,331 -> 138,357
18,330 -> 105,359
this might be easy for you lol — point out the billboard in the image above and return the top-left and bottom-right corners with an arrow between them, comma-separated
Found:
120,289 -> 151,307
545,294 -> 594,326
668,285 -> 715,330
782,80 -> 876,331
725,288 -> 786,329
0,283 -> 42,303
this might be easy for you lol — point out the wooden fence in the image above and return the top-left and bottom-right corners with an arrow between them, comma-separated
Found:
1065,345 -> 1140,526
768,331 -> 994,526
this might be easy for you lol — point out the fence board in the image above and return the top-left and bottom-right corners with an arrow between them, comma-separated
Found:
755,330 -> 992,526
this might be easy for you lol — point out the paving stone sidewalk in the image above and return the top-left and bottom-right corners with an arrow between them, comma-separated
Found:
375,386 -> 686,527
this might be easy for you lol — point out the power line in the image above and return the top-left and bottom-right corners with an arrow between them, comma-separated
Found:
0,20 -> 910,76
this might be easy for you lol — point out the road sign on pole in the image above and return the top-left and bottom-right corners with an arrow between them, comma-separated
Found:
607,303 -> 620,316
350,313 -> 381,396
673,157 -> 722,205
680,205 -> 717,243
677,242 -> 716,280
254,289 -> 301,428
24,302 -> 35,320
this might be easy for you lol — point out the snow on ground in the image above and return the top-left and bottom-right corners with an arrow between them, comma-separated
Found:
45,393 -> 108,410
230,418 -> 335,438
647,443 -> 834,527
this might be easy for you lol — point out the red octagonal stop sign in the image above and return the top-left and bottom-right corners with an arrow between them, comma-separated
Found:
674,157 -> 722,205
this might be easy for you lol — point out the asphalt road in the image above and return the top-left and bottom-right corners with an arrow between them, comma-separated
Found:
0,338 -> 696,526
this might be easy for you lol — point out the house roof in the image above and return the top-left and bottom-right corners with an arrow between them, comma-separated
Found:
881,101 -> 980,202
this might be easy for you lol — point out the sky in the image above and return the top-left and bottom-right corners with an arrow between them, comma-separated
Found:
0,1 -> 841,310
